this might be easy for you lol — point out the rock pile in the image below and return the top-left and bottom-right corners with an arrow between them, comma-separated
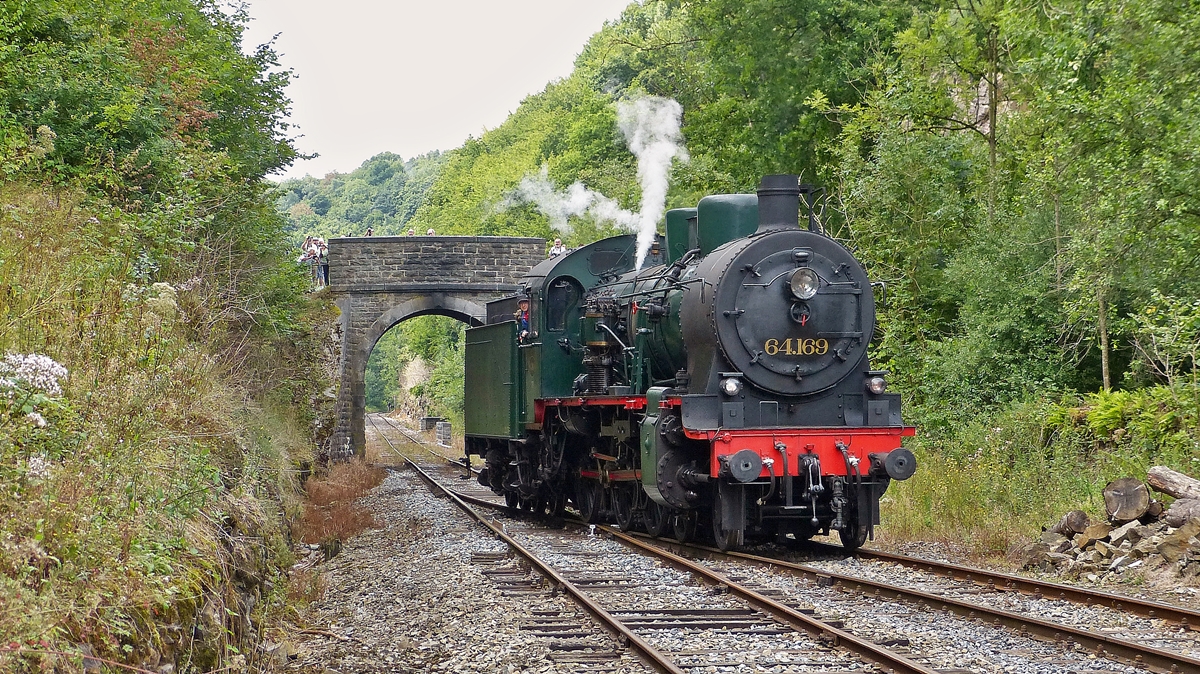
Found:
1019,515 -> 1200,581
1016,465 -> 1200,583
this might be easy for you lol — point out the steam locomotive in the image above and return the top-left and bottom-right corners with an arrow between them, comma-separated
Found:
463,175 -> 915,550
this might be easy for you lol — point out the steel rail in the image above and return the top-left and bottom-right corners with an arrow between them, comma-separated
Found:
367,417 -> 685,674
406,462 -> 686,674
801,541 -> 1200,630
642,536 -> 1200,674
597,527 -> 941,674
371,412 -> 478,474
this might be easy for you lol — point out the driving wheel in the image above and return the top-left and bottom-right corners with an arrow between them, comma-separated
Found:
643,500 -> 668,538
612,484 -> 637,532
575,479 -> 605,524
672,510 -> 697,544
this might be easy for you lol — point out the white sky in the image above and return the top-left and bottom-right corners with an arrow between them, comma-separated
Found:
241,1 -> 632,179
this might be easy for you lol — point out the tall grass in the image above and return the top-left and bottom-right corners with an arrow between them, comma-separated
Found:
0,185 -> 331,671
881,392 -> 1200,559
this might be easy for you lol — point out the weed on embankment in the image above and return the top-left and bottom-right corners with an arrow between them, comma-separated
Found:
294,459 -> 386,560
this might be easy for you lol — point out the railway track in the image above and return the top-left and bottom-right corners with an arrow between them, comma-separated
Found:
369,415 -> 938,674
367,412 -> 462,463
634,536 -> 1200,674
805,541 -> 1200,629
366,415 -> 1200,673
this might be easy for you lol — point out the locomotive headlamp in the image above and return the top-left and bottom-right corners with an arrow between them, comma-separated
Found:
788,268 -> 819,300
867,375 -> 887,395
720,377 -> 744,396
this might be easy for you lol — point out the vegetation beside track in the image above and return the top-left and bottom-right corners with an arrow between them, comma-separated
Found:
0,1 -> 341,670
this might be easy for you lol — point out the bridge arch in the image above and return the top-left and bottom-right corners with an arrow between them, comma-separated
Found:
361,294 -> 486,358
327,235 -> 543,459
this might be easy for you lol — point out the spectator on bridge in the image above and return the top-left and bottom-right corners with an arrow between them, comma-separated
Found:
515,298 -> 530,341
365,227 -> 374,236
407,228 -> 415,235
548,238 -> 567,257
317,240 -> 329,287
299,237 -> 320,286
426,228 -> 435,235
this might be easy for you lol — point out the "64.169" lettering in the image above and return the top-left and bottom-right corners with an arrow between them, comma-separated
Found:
764,338 -> 829,356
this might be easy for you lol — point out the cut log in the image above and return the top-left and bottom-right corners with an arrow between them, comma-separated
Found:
1049,510 -> 1091,536
1142,499 -> 1165,523
1146,465 -> 1200,500
1103,477 -> 1150,524
1164,499 -> 1200,527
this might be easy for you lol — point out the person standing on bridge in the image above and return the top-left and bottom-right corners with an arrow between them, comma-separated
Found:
365,227 -> 374,236
299,236 -> 319,287
548,238 -> 567,257
426,228 -> 435,235
317,240 -> 329,287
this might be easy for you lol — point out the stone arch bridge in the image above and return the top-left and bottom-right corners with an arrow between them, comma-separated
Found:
327,235 -> 544,459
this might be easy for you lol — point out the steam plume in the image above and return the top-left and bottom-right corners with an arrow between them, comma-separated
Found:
618,96 -> 688,268
507,95 -> 688,269
509,167 -> 637,232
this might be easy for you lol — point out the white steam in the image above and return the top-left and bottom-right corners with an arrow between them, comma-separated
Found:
506,95 -> 688,269
509,167 -> 638,232
618,96 -> 689,268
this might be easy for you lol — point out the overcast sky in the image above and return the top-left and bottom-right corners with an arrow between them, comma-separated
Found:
240,1 -> 632,179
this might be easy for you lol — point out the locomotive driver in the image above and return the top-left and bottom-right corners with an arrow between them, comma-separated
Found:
515,298 -> 530,341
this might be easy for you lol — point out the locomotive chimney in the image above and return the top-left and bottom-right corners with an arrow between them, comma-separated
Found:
756,174 -> 800,233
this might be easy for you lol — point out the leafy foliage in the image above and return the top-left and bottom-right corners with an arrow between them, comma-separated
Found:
0,0 -> 328,670
276,150 -> 446,240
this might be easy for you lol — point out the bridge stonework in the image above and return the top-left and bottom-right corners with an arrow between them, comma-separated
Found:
327,235 -> 544,460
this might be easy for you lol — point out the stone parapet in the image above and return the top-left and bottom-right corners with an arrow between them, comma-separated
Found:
328,236 -> 544,290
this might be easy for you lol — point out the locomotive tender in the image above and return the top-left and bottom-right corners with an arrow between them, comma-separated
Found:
464,175 -> 916,550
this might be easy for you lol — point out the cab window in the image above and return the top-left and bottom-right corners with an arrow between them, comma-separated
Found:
545,277 -> 581,332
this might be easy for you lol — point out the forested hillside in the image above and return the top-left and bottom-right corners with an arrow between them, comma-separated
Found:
375,0 -> 1200,548
275,150 -> 445,240
0,1 -> 331,670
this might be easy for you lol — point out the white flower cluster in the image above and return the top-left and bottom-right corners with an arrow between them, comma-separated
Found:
0,353 -> 67,396
145,282 -> 178,321
31,125 -> 56,160
26,454 -> 50,480
26,411 -> 46,428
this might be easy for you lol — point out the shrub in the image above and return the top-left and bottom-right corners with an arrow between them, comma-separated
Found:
293,460 -> 386,556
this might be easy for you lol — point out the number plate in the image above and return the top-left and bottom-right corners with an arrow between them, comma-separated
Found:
763,338 -> 829,356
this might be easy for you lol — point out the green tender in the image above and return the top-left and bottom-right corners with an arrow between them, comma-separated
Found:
464,320 -> 521,438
